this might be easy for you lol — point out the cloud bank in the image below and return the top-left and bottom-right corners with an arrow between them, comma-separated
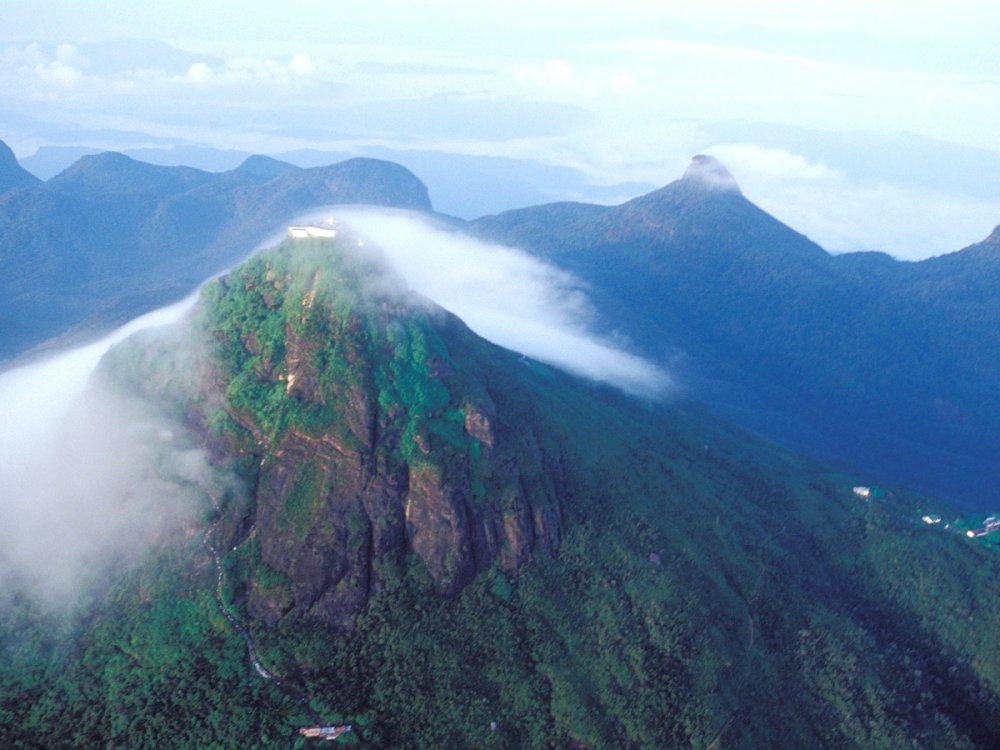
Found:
0,295 -> 230,607
4,25 -> 999,259
293,208 -> 669,396
706,143 -> 1000,258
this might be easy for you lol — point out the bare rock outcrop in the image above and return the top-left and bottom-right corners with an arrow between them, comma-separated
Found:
201,243 -> 564,629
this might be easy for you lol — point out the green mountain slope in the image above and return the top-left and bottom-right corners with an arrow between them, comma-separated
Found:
469,156 -> 1000,509
2,234 -> 998,748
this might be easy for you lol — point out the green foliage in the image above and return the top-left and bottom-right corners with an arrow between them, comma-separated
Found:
277,464 -> 325,537
0,543 -> 300,748
3,238 -> 999,749
201,240 -> 478,463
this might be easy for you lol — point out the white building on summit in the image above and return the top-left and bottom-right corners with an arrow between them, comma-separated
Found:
288,223 -> 338,239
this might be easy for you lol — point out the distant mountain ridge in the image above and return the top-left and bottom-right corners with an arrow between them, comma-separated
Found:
46,151 -> 214,202
0,140 -> 41,193
470,155 -> 1000,509
20,142 -> 656,218
0,140 -> 431,360
3,142 -> 997,509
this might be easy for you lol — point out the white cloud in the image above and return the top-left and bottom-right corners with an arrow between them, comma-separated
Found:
178,53 -> 335,89
185,61 -> 213,84
611,72 -> 636,93
54,43 -> 86,66
707,143 -> 1000,257
517,59 -> 575,87
2,42 -> 47,68
296,207 -> 670,396
708,144 -> 837,182
290,52 -> 316,77
34,59 -> 83,87
0,294 -> 229,607
512,58 -> 639,102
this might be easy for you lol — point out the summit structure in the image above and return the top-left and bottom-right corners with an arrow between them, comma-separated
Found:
681,154 -> 741,193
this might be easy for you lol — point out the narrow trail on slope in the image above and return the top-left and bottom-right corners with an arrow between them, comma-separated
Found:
701,523 -> 787,750
202,501 -> 323,727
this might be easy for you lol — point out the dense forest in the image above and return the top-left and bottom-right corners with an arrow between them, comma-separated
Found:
2,236 -> 999,748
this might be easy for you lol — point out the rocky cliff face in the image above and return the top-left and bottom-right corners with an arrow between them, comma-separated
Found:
195,236 -> 563,629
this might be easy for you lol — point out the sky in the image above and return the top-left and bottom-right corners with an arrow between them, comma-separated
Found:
2,1 -> 1000,258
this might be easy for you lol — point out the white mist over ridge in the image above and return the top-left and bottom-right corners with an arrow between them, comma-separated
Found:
1,294 -> 197,422
293,207 -> 671,397
0,293 -> 220,606
0,208 -> 668,605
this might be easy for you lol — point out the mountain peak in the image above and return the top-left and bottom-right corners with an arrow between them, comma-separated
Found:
46,151 -> 211,202
185,236 -> 561,626
682,154 -> 741,194
233,154 -> 297,179
0,139 -> 42,193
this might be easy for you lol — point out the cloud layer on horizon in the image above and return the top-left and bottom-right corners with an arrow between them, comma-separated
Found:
707,143 -> 1000,258
3,28 -> 999,259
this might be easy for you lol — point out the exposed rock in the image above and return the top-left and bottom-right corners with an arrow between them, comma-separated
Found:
405,463 -> 476,594
199,241 -> 564,629
463,399 -> 497,453
682,154 -> 741,193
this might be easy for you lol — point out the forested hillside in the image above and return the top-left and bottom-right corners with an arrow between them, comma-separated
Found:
470,157 -> 1000,509
2,234 -> 998,748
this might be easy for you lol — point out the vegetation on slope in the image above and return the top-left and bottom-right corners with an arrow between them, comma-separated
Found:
469,161 -> 1000,509
1,236 -> 998,748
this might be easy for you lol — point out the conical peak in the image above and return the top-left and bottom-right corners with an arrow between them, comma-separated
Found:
682,154 -> 741,194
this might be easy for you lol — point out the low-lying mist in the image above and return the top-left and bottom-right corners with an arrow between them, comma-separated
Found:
292,207 -> 670,397
0,295 -> 231,609
0,206 -> 669,610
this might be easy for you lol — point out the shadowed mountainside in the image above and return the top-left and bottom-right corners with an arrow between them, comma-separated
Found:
469,156 -> 1000,509
3,232 -> 999,748
0,141 -> 431,361
0,140 -> 42,193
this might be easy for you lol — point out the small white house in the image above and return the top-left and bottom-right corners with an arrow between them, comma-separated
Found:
288,224 -> 338,239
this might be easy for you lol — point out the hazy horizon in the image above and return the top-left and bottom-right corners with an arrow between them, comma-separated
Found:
2,1 -> 999,259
